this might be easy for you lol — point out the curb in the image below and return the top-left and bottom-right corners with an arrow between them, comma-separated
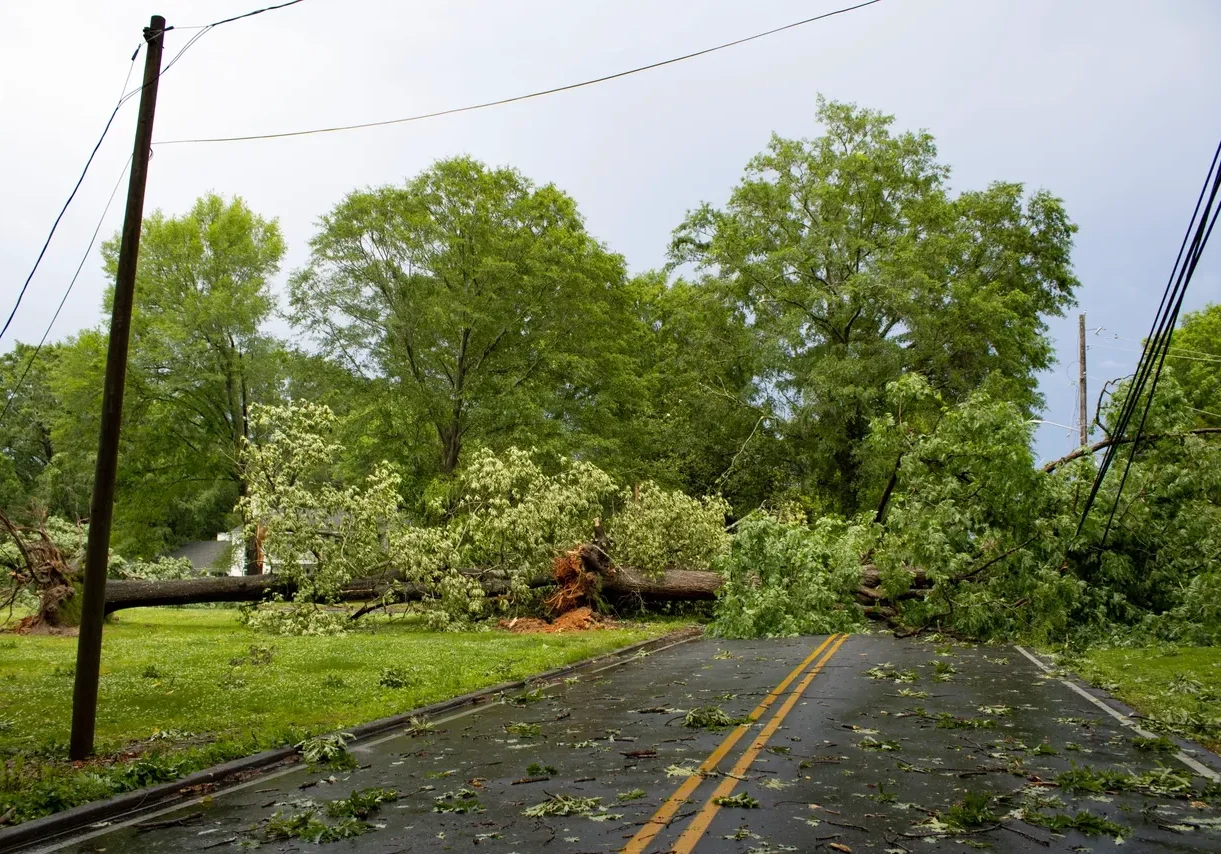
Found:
0,625 -> 703,853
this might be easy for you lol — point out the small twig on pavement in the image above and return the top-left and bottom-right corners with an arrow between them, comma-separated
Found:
825,819 -> 871,831
1001,823 -> 1051,846
135,811 -> 203,832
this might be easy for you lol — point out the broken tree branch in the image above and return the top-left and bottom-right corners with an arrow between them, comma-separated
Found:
1043,427 -> 1221,473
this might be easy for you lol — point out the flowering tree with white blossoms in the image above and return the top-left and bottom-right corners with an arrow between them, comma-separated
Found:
239,403 -> 732,633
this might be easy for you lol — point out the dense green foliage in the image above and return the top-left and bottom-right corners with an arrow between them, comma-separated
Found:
2,99 -> 1218,647
712,516 -> 866,637
287,157 -> 638,485
1170,301 -> 1221,427
2,195 -> 286,558
238,402 -> 727,630
670,97 -> 1077,514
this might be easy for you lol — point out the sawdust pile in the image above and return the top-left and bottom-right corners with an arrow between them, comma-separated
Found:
499,605 -> 607,634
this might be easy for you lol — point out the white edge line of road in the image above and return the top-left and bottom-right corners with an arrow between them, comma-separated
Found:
25,632 -> 702,854
1013,644 -> 1219,782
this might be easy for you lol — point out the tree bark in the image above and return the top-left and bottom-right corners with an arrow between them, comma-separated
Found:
598,566 -> 724,601
105,574 -> 287,612
101,570 -> 550,614
99,563 -> 729,614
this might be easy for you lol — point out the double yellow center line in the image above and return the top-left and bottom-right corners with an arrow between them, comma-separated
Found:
622,633 -> 849,854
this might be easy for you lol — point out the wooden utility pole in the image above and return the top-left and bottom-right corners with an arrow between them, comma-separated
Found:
70,16 -> 166,761
1078,313 -> 1088,448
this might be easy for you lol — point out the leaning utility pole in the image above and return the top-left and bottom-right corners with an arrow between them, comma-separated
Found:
1078,313 -> 1088,448
70,16 -> 166,761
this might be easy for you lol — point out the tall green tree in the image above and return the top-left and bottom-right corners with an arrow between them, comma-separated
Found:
289,157 -> 634,479
50,194 -> 288,558
671,98 -> 1079,513
617,272 -> 780,511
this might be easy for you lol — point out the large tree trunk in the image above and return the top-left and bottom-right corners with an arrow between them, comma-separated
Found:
105,574 -> 287,611
437,420 -> 463,475
99,562 -> 730,614
599,566 -> 723,601
97,534 -> 935,618
102,570 -> 549,614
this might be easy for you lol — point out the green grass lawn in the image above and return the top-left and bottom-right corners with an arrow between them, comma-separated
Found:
0,608 -> 669,824
1074,646 -> 1221,752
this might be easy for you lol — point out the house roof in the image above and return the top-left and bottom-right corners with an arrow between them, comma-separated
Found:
168,538 -> 233,572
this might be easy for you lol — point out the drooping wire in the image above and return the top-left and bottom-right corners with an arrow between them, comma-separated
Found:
1078,137 -> 1221,541
0,48 -> 142,348
139,0 -> 309,82
1,0 -> 312,349
156,0 -> 885,145
0,156 -> 133,430
192,0 -> 306,29
1081,145 -> 1220,536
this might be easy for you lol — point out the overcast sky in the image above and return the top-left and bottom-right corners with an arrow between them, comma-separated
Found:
2,0 -> 1219,463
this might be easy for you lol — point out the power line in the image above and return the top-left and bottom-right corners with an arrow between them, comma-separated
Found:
1078,136 -> 1221,540
1,1 -> 312,351
157,0 -> 885,146
1,29 -> 206,349
0,157 -> 132,430
1093,342 -> 1221,364
195,0 -> 307,29
1104,333 -> 1221,361
0,49 -> 141,348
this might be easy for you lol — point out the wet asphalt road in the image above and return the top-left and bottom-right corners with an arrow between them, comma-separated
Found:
39,633 -> 1221,853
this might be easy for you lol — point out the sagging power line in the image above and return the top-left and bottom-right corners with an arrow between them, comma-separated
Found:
1078,136 -> 1221,540
0,157 -> 132,431
0,52 -> 140,349
0,0 -> 310,352
155,0 -> 884,146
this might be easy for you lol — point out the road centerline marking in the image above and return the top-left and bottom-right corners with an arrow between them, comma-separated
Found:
620,634 -> 839,854
670,633 -> 850,853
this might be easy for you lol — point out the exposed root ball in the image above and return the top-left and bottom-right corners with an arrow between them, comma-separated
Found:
543,550 -> 599,616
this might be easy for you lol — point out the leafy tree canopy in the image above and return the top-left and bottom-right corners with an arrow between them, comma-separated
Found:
289,156 -> 639,482
671,97 -> 1078,513
1168,302 -> 1221,427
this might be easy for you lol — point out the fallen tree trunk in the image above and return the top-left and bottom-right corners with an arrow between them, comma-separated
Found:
100,562 -> 724,614
99,542 -> 930,616
101,560 -> 916,613
598,565 -> 723,601
102,571 -> 550,614
570,534 -> 723,603
105,574 -> 288,611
